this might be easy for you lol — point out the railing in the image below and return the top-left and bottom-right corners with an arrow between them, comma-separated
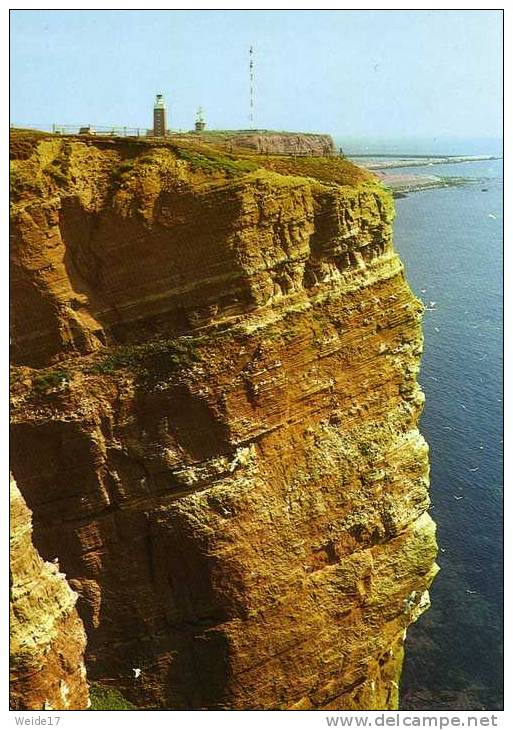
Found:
52,124 -> 148,137
11,123 -> 153,137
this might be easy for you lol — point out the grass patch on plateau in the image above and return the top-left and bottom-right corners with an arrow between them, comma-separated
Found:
253,155 -> 374,187
169,143 -> 259,176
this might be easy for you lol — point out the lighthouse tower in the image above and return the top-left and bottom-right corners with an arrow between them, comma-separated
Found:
153,94 -> 167,136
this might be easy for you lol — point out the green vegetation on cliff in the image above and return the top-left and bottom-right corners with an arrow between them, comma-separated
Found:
88,337 -> 201,384
89,683 -> 136,711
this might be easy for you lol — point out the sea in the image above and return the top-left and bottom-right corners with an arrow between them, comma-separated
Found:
338,139 -> 503,710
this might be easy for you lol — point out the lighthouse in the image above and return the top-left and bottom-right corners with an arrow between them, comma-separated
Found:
153,94 -> 167,136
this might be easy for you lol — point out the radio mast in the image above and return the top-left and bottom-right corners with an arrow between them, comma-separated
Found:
249,45 -> 255,128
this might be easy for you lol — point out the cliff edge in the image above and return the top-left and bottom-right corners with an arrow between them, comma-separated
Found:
10,130 -> 438,710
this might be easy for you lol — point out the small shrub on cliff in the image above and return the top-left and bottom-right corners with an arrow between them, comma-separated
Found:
112,159 -> 136,183
117,159 -> 136,173
89,338 -> 201,385
46,160 -> 68,186
33,369 -> 71,393
135,338 -> 201,385
138,154 -> 156,166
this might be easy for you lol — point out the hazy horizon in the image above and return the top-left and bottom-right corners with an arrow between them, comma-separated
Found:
10,10 -> 502,141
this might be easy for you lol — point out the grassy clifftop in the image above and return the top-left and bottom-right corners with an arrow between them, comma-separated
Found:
10,127 -> 374,190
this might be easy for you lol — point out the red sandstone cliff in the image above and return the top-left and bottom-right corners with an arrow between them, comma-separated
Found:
180,131 -> 335,157
10,130 -> 437,710
9,474 -> 89,710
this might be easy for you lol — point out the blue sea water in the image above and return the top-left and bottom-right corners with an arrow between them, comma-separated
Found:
388,160 -> 503,710
334,137 -> 503,158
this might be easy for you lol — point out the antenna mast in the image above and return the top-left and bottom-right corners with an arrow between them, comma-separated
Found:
249,45 -> 255,128
195,106 -> 206,132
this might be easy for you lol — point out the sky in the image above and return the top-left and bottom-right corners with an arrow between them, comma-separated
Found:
10,9 -> 503,142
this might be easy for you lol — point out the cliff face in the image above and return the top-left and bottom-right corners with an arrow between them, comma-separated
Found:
179,131 -> 335,157
9,474 -> 89,710
10,131 -> 437,710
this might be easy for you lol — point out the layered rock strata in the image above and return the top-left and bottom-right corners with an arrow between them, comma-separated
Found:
182,131 -> 335,157
9,474 -> 89,710
10,132 -> 437,710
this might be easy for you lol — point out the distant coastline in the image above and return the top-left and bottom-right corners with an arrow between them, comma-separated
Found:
375,172 -> 474,197
347,154 -> 501,169
348,155 -> 503,197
